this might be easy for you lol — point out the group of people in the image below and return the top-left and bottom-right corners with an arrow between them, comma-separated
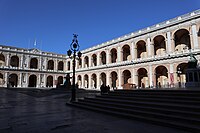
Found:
100,84 -> 110,94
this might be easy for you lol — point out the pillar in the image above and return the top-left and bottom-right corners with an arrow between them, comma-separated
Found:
6,53 -> 10,66
149,65 -> 153,88
96,73 -> 100,90
191,24 -> 199,49
132,69 -> 138,86
81,57 -> 84,68
20,55 -> 23,68
106,49 -> 110,64
88,74 -> 92,89
118,69 -> 122,89
147,37 -> 152,57
131,42 -> 136,60
117,46 -> 122,62
169,64 -> 175,88
18,73 -> 22,87
43,74 -> 46,87
97,53 -> 100,66
4,72 -> 8,87
106,71 -> 110,86
89,56 -> 92,67
81,75 -> 84,88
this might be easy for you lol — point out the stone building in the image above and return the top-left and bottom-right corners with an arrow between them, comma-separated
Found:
1,9 -> 200,89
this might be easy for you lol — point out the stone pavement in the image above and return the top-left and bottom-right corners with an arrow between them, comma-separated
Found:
0,88 -> 189,133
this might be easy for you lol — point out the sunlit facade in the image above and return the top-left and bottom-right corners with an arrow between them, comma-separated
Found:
0,10 -> 200,89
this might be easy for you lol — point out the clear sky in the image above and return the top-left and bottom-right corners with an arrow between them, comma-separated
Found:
0,0 -> 200,54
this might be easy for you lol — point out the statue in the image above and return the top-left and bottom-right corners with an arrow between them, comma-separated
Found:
188,53 -> 198,69
63,73 -> 72,89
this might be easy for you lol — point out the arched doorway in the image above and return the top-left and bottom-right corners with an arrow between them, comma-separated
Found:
91,74 -> 97,89
174,29 -> 191,52
84,56 -> 89,68
111,71 -> 118,89
0,54 -> 5,66
46,75 -> 53,87
110,48 -> 117,63
137,40 -> 147,59
84,74 -> 89,88
100,51 -> 106,65
78,58 -> 82,68
9,74 -> 18,87
177,63 -> 188,88
122,70 -> 131,86
28,75 -> 37,87
100,73 -> 106,85
57,76 -> 63,85
0,73 -> 3,86
47,60 -> 54,70
10,56 -> 19,67
92,54 -> 97,66
58,61 -> 64,71
122,45 -> 130,61
154,35 -> 166,56
155,66 -> 168,88
138,68 -> 148,88
30,58 -> 38,69
77,75 -> 82,88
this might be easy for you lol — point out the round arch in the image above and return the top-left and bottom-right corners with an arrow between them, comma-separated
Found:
10,55 -> 19,67
100,72 -> 106,86
110,48 -> 117,63
9,74 -> 18,87
30,58 -> 38,69
122,70 -> 131,85
77,75 -> 82,88
136,40 -> 147,59
67,61 -> 71,70
28,74 -> 37,87
153,35 -> 166,56
46,75 -> 53,87
91,74 -> 97,89
0,54 -> 5,66
122,45 -> 130,61
57,76 -> 63,85
58,61 -> 64,71
155,66 -> 168,88
92,54 -> 97,66
47,60 -> 54,70
84,56 -> 89,68
174,29 -> 191,52
138,68 -> 148,88
84,74 -> 89,88
111,71 -> 118,89
177,63 -> 188,88
100,51 -> 106,65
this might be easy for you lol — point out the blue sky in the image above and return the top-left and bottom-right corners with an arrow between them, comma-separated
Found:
0,0 -> 200,54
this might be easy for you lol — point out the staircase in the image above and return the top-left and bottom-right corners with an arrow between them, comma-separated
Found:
67,90 -> 200,132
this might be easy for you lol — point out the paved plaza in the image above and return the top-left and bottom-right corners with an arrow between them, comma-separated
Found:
0,88 -> 189,133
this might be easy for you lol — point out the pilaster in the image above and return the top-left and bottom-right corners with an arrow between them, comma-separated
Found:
191,24 -> 199,49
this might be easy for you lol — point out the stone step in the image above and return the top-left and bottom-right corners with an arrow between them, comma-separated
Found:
67,101 -> 200,133
98,94 -> 200,105
106,93 -> 200,101
81,98 -> 200,119
114,90 -> 200,93
86,96 -> 200,112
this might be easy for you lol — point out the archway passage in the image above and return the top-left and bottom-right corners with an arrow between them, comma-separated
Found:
30,58 -> 38,69
100,51 -> 106,65
84,75 -> 89,88
100,73 -> 106,85
28,75 -> 37,87
10,56 -> 19,67
174,29 -> 191,52
46,76 -> 53,87
0,54 -> 5,66
122,45 -> 130,61
110,48 -> 117,63
0,73 -> 3,85
77,75 -> 82,88
177,63 -> 188,88
57,76 -> 63,85
58,61 -> 64,71
138,68 -> 148,88
111,71 -> 118,89
137,40 -> 147,59
122,70 -> 131,85
47,60 -> 54,70
84,56 -> 89,68
9,74 -> 18,87
92,54 -> 97,66
155,66 -> 168,88
154,35 -> 166,56
91,74 -> 97,89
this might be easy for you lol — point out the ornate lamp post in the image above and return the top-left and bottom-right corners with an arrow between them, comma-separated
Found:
177,67 -> 182,88
67,34 -> 82,102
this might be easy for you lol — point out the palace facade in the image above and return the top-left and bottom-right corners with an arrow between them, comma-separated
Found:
1,10 -> 200,89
